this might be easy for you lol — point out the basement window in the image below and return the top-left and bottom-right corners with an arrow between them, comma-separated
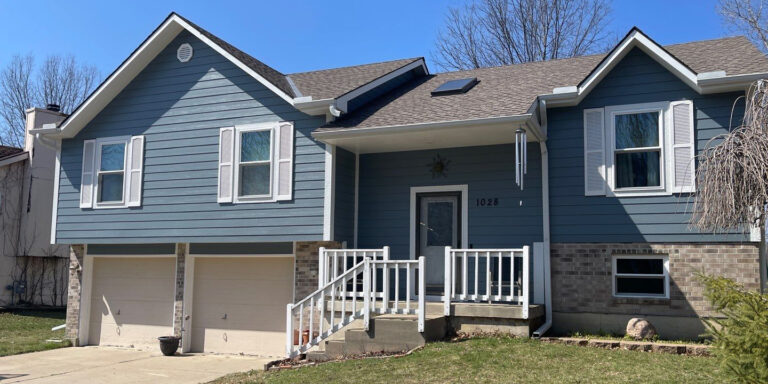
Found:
431,77 -> 478,95
612,255 -> 669,298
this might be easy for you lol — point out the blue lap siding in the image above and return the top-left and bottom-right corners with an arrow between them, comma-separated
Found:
547,47 -> 748,243
356,144 -> 543,260
55,31 -> 327,244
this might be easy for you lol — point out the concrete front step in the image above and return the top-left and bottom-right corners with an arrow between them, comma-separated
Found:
309,314 -> 448,361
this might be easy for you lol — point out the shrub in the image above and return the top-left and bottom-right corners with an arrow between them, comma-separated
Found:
699,274 -> 768,383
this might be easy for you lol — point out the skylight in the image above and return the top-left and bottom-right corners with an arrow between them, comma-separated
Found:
431,77 -> 479,95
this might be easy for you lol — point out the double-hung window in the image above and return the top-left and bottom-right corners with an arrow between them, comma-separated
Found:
612,255 -> 669,298
80,135 -> 145,209
583,100 -> 695,196
96,140 -> 127,205
237,127 -> 273,199
612,109 -> 664,192
217,121 -> 294,204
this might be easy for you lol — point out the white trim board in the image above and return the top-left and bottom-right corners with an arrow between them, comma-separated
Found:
49,13 -> 300,140
50,144 -> 61,244
323,144 -> 336,241
539,28 -> 768,108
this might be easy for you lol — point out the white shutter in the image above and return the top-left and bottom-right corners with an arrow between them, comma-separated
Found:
218,127 -> 235,203
275,122 -> 294,201
80,139 -> 96,208
670,100 -> 695,193
583,108 -> 606,196
126,135 -> 145,207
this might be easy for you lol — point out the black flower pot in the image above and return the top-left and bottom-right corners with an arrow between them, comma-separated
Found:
158,336 -> 180,356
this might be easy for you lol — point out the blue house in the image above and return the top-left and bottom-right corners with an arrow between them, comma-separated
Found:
32,13 -> 767,357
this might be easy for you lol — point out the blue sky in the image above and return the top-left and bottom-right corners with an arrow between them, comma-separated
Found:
0,0 -> 730,76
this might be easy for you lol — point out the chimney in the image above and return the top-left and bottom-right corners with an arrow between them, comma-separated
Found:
24,107 -> 66,153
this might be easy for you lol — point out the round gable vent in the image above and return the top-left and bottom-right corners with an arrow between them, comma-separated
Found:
177,43 -> 193,63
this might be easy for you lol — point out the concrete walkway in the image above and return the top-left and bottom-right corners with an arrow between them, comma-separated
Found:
0,347 -> 271,383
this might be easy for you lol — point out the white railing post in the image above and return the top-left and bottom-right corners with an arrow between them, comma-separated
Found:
363,257 -> 371,331
382,246 -> 390,311
522,246 -> 530,319
444,246 -> 451,316
285,303 -> 293,357
418,256 -> 426,332
318,247 -> 326,289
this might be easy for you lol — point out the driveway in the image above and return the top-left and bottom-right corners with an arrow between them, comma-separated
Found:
0,347 -> 272,383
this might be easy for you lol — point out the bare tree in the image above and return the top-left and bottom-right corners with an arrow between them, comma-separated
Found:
691,80 -> 768,233
0,54 -> 99,148
434,0 -> 613,71
718,0 -> 768,54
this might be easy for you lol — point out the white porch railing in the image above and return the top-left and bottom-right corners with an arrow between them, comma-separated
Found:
443,246 -> 530,318
286,248 -> 425,358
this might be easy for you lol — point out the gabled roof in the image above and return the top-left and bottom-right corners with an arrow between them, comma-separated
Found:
288,58 -> 423,100
42,13 -> 426,139
174,14 -> 295,98
317,30 -> 768,133
50,13 -> 300,139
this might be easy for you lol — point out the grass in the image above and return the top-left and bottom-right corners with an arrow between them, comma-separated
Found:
211,336 -> 725,384
0,309 -> 70,356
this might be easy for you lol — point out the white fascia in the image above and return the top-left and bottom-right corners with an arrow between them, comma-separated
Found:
538,29 -> 768,108
47,14 -> 319,139
313,114 -> 533,141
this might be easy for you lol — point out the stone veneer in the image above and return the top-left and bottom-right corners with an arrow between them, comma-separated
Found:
65,244 -> 85,344
294,241 -> 341,301
550,243 -> 761,318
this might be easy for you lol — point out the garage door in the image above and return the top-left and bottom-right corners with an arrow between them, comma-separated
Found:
88,257 -> 175,348
191,257 -> 293,356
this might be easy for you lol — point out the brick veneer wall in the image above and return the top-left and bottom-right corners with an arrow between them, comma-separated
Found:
550,243 -> 760,318
294,241 -> 341,301
65,244 -> 85,344
173,243 -> 186,337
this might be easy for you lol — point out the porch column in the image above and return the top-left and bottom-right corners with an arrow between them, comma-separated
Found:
65,244 -> 86,345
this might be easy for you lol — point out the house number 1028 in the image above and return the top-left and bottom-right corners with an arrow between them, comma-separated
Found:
476,198 -> 499,207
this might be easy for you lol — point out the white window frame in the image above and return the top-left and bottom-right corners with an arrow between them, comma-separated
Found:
234,123 -> 275,203
612,255 -> 670,299
604,101 -> 672,197
93,136 -> 130,209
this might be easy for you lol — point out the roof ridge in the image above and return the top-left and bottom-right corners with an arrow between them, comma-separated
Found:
432,35 -> 753,76
289,57 -> 422,75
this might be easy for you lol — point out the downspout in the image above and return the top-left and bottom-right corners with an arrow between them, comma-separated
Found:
533,99 -> 552,337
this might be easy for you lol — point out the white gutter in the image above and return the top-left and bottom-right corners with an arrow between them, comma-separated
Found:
533,99 -> 552,338
313,114 -> 533,140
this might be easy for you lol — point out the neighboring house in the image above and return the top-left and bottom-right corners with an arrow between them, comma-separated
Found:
33,13 -> 768,357
0,107 -> 69,307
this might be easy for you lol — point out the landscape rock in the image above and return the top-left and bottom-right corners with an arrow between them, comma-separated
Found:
626,318 -> 657,340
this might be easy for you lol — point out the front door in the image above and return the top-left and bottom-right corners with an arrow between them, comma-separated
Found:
418,194 -> 459,295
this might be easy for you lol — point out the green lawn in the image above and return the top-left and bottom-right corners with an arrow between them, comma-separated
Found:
0,309 -> 70,356
213,337 -> 725,384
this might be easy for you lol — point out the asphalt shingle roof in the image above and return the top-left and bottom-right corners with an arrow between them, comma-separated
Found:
288,58 -> 422,100
318,36 -> 768,131
0,146 -> 24,161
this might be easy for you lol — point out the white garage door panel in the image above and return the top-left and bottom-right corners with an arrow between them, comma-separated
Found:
191,257 -> 292,356
89,257 -> 174,348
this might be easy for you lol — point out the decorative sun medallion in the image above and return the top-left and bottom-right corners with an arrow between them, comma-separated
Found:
428,154 -> 450,178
